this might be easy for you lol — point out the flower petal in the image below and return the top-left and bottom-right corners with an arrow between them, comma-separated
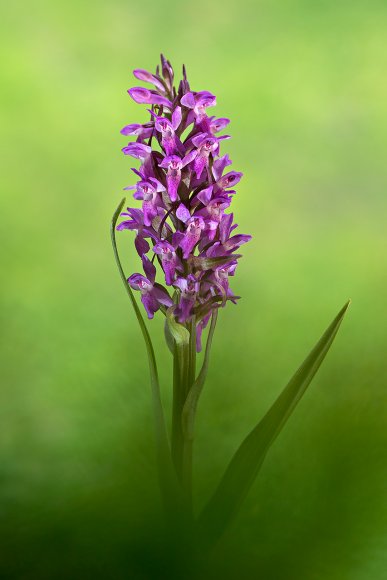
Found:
142,255 -> 156,283
210,117 -> 230,133
133,68 -> 165,91
180,92 -> 195,109
172,106 -> 182,131
128,87 -> 172,108
176,203 -> 191,223
223,234 -> 252,251
197,185 -> 213,205
212,154 -> 232,180
122,143 -> 152,159
152,284 -> 174,307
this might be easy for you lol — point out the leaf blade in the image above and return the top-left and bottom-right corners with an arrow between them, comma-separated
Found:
166,306 -> 190,346
111,198 -> 180,510
198,301 -> 350,544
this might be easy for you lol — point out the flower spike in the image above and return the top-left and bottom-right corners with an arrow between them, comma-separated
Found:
118,55 -> 251,348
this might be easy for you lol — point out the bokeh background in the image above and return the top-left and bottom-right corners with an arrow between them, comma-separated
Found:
1,0 -> 386,578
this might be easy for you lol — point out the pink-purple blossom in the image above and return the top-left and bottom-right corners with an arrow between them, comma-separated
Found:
118,55 -> 251,349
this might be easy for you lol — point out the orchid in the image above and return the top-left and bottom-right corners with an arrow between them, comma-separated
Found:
111,55 -> 349,564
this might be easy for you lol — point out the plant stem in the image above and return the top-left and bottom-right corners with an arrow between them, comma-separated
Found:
171,319 -> 196,512
172,341 -> 187,479
182,318 -> 196,505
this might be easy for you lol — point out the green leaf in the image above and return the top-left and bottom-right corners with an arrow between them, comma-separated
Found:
111,198 -> 180,511
166,306 -> 190,346
182,310 -> 218,440
198,301 -> 350,545
164,319 -> 175,354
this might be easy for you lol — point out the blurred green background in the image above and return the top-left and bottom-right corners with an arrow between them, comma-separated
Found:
1,0 -> 386,578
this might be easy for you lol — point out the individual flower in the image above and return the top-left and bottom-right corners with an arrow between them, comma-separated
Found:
122,142 -> 152,160
128,257 -> 173,319
128,87 -> 172,108
150,107 -> 183,155
174,275 -> 199,322
180,216 -> 206,259
158,152 -> 196,201
153,240 -> 179,285
127,178 -> 165,226
116,207 -> 156,256
120,123 -> 154,142
190,133 -> 219,179
180,91 -> 217,119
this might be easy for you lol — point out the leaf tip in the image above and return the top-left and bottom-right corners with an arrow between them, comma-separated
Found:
342,299 -> 351,313
111,197 -> 127,230
117,196 -> 126,213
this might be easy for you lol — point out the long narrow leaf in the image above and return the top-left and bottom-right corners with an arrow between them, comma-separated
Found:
198,301 -> 350,544
111,198 -> 179,509
182,310 -> 218,440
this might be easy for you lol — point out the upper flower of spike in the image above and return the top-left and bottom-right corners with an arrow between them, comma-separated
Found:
117,55 -> 251,350
181,91 -> 217,119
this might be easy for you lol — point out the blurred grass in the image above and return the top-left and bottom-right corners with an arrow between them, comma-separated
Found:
1,0 -> 387,578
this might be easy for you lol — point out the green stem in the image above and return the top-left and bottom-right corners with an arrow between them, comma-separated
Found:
183,318 -> 196,505
172,341 -> 188,480
171,318 -> 196,511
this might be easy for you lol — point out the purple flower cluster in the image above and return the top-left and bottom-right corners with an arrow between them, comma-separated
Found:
118,55 -> 251,350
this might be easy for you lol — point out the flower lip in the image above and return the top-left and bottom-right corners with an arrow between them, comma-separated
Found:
159,155 -> 182,170
187,216 -> 205,231
159,120 -> 170,131
192,132 -> 217,149
170,159 -> 181,169
153,240 -> 175,255
149,110 -> 174,133
139,181 -> 154,193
